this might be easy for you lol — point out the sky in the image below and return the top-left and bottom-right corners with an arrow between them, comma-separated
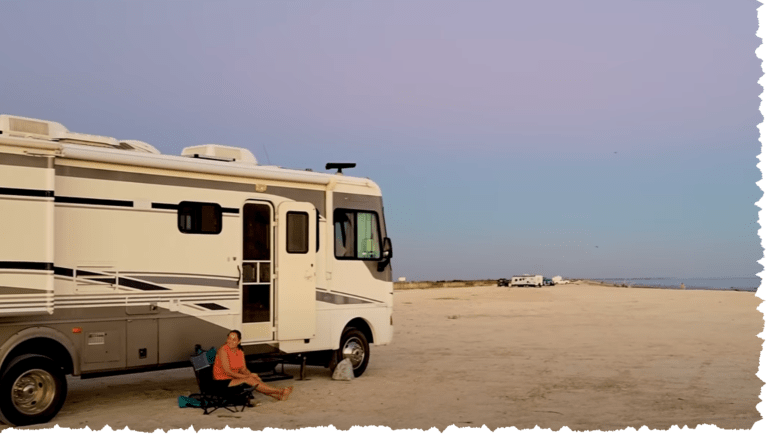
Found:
0,0 -> 763,281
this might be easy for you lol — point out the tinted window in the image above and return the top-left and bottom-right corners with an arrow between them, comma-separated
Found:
178,202 -> 222,234
243,204 -> 271,260
286,212 -> 309,254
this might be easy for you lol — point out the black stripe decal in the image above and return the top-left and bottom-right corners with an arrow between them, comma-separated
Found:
152,202 -> 178,210
152,203 -> 239,214
196,303 -> 228,311
52,268 -> 238,291
0,262 -> 54,271
117,277 -> 169,291
55,196 -> 133,207
0,286 -> 47,295
54,267 -> 74,277
0,187 -> 54,198
328,288 -> 383,304
315,290 -> 369,305
82,277 -> 170,291
52,268 -> 170,291
131,275 -> 238,289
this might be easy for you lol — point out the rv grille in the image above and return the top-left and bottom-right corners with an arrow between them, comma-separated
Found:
9,118 -> 49,136
114,142 -> 135,150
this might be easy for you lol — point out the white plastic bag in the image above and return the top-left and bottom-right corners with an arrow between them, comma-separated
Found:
332,358 -> 355,381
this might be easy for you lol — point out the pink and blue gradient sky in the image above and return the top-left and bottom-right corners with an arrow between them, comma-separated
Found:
1,0 -> 762,281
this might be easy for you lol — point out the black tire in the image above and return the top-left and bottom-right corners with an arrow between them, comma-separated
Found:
337,327 -> 370,378
0,354 -> 67,426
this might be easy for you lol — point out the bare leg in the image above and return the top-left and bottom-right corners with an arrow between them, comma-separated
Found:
263,386 -> 292,401
228,375 -> 292,401
228,379 -> 251,387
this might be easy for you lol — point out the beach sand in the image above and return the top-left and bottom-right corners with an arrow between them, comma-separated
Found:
7,283 -> 763,431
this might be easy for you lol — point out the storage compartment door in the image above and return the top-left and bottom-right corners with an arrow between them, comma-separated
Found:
0,153 -> 54,316
127,319 -> 158,367
276,202 -> 317,340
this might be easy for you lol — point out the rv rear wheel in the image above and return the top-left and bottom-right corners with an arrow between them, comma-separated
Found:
0,354 -> 67,426
337,327 -> 370,378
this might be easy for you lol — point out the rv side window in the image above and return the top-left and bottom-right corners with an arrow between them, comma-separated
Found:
334,209 -> 381,260
286,211 -> 309,254
178,202 -> 222,234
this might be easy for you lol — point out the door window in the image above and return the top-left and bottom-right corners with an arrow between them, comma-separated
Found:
286,212 -> 309,254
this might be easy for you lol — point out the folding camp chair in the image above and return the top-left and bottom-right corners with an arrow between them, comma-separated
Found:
189,349 -> 254,414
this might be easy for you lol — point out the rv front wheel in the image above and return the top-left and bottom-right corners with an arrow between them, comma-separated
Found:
338,327 -> 370,378
0,354 -> 67,426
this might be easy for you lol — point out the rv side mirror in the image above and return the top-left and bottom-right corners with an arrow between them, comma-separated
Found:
377,237 -> 392,272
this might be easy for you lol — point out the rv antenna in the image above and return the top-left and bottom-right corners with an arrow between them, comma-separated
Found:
262,144 -> 272,165
325,163 -> 356,174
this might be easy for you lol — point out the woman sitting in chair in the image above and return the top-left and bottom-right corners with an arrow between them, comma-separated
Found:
213,330 -> 293,401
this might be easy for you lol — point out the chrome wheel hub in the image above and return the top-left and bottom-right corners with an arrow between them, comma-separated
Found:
12,370 -> 55,415
342,337 -> 365,369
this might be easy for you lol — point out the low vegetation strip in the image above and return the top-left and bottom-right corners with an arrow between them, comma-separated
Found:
393,279 -> 497,290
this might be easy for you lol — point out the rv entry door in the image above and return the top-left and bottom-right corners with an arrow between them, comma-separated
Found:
241,202 -> 274,341
276,202 -> 317,341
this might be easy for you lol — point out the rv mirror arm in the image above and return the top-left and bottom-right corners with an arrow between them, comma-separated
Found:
382,237 -> 392,259
377,237 -> 393,272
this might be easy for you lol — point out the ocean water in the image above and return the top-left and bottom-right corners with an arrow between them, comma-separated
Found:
592,277 -> 761,292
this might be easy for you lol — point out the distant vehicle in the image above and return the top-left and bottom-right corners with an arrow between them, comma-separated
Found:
497,278 -> 510,287
543,278 -> 555,286
509,275 -> 543,287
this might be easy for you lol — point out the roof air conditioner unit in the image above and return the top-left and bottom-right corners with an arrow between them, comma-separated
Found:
0,114 -> 68,139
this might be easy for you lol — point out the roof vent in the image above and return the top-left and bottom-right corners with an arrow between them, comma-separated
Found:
181,144 -> 257,164
0,115 -> 68,139
119,140 -> 161,154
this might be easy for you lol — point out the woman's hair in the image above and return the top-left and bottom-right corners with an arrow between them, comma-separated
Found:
228,330 -> 244,351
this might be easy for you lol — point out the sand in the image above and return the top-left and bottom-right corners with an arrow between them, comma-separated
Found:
4,283 -> 763,431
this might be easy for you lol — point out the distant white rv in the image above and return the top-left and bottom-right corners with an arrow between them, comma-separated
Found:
0,114 -> 394,425
509,275 -> 543,287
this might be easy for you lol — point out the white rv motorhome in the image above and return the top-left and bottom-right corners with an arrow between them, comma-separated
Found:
508,275 -> 543,287
0,115 -> 393,425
